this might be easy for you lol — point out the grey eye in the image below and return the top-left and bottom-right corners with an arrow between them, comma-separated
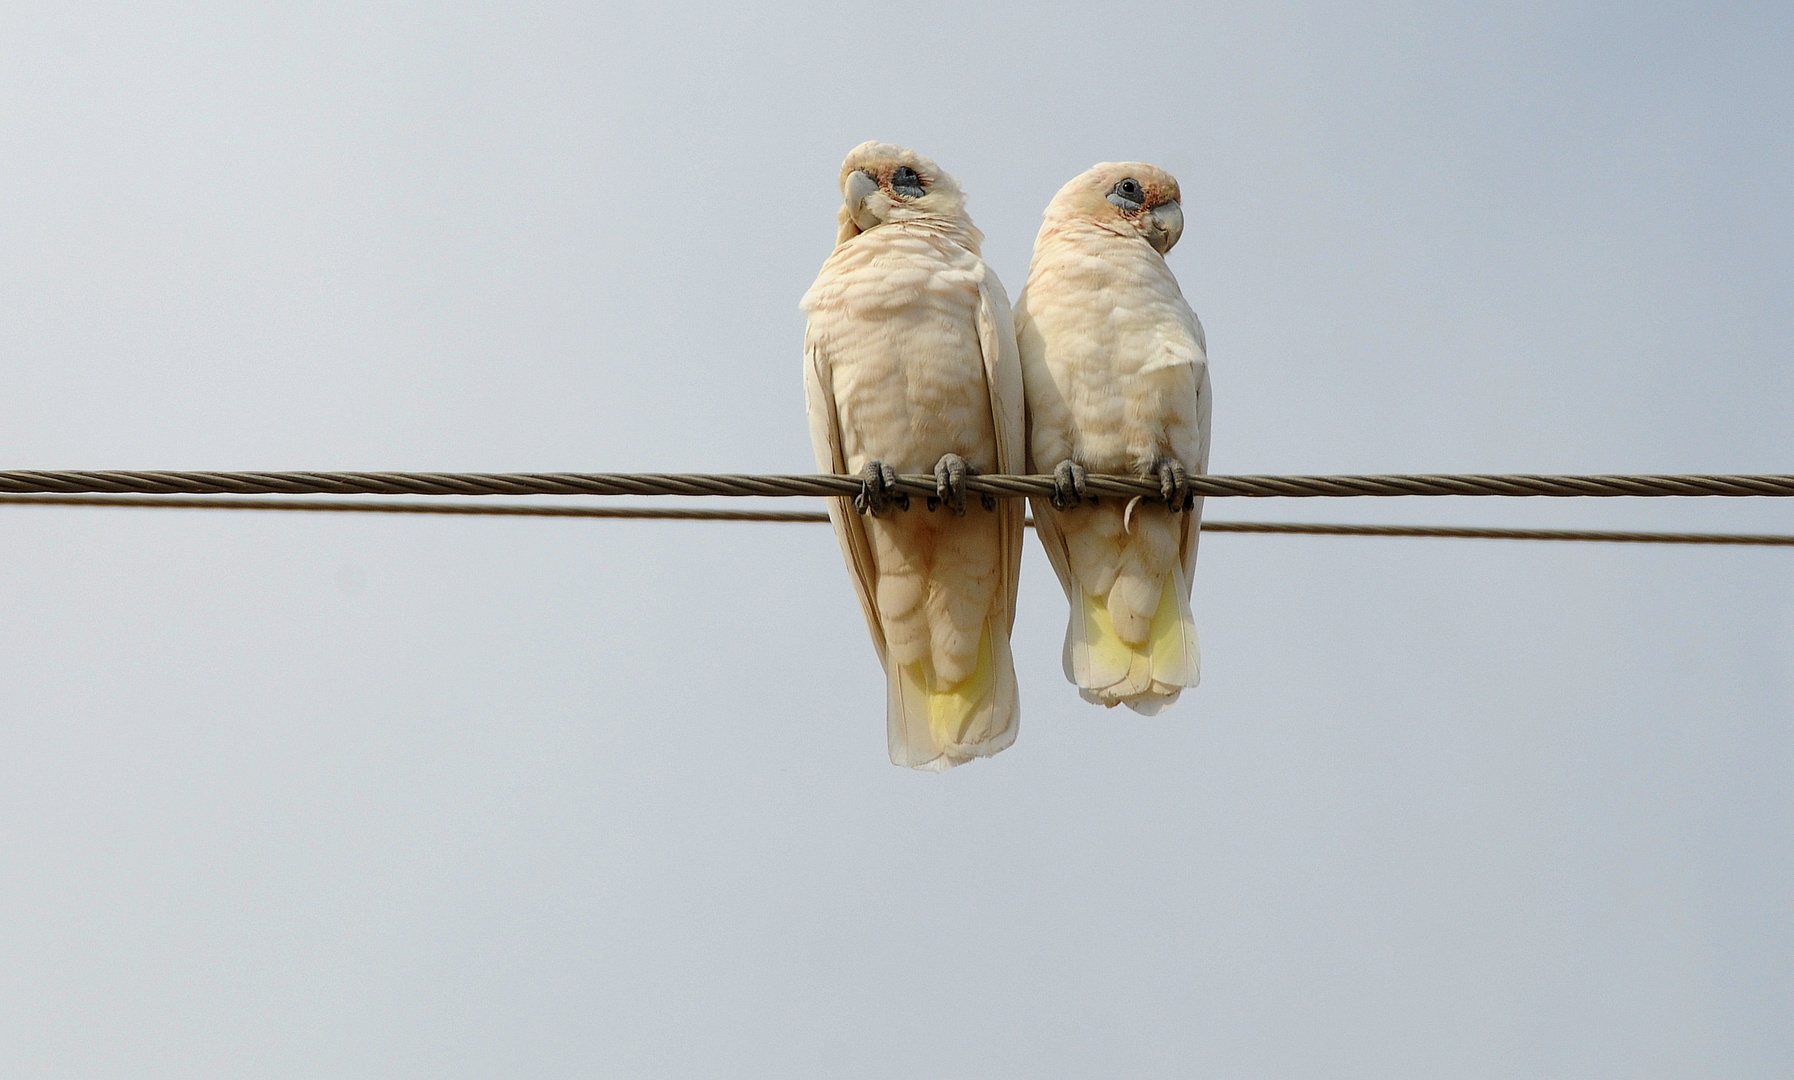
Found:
1107,177 -> 1145,210
891,166 -> 925,198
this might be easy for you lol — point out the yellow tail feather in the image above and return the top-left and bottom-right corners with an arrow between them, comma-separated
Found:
1078,589 -> 1140,689
1073,571 -> 1199,706
1146,570 -> 1192,676
896,626 -> 995,747
887,621 -> 1017,769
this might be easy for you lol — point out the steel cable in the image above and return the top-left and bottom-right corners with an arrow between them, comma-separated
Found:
2,470 -> 1794,499
3,494 -> 1790,546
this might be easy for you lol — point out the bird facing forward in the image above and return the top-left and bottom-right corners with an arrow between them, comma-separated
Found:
801,142 -> 1027,769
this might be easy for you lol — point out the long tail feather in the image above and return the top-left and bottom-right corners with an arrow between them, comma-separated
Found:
885,617 -> 1019,770
1063,562 -> 1200,712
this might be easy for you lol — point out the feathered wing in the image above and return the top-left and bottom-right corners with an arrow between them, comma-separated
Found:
1179,358 -> 1214,587
804,339 -> 884,663
1120,355 -> 1209,716
978,273 -> 1028,630
1024,496 -> 1080,663
1017,289 -> 1089,698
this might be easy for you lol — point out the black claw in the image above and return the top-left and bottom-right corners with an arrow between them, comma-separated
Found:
926,495 -> 940,512
1051,460 -> 1088,511
934,453 -> 970,516
1156,458 -> 1191,513
980,493 -> 997,512
855,459 -> 905,516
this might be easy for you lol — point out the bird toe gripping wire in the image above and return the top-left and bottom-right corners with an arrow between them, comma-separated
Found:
1050,460 -> 1088,511
854,460 -> 906,516
934,454 -> 971,516
1156,457 -> 1196,512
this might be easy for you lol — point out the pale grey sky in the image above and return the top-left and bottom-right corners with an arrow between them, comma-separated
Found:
1,2 -> 1789,1076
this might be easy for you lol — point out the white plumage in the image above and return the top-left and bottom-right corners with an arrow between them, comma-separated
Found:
1015,162 -> 1211,714
801,142 -> 1026,769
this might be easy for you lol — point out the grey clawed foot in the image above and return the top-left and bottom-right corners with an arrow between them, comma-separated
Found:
1051,460 -> 1088,511
1156,457 -> 1194,513
854,460 -> 907,516
934,453 -> 970,516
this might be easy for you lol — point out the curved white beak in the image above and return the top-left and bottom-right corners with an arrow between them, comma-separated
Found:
1146,199 -> 1184,255
844,169 -> 883,232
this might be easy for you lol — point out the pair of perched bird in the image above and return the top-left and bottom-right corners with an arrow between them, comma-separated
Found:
802,141 -> 1211,771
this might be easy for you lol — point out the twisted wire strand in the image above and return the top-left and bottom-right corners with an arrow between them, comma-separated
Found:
0,494 -> 831,523
0,470 -> 863,498
4,494 -> 1791,546
1197,521 -> 1794,546
2,470 -> 1793,499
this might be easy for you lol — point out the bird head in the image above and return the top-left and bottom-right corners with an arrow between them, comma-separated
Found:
834,142 -> 970,245
1043,162 -> 1184,255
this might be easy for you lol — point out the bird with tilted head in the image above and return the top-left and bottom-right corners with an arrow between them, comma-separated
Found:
1016,162 -> 1211,714
800,142 -> 1026,769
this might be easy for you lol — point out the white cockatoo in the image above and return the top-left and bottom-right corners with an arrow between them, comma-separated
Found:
1015,163 -> 1211,714
800,142 -> 1027,769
